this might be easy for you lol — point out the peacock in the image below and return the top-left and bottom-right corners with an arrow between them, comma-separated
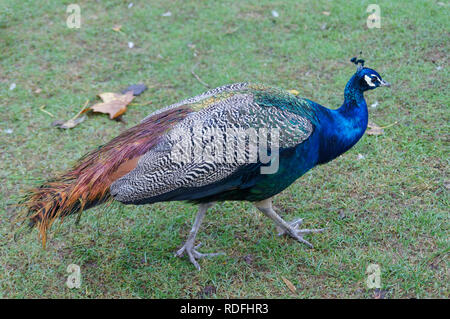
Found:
22,58 -> 390,270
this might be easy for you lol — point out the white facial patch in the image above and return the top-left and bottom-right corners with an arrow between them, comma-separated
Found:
364,75 -> 376,87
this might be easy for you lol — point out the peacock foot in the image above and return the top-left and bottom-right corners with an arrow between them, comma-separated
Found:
175,242 -> 225,270
277,218 -> 325,248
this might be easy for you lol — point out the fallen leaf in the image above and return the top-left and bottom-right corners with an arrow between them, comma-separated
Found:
122,83 -> 148,96
281,276 -> 297,293
112,24 -> 122,32
88,91 -> 135,119
366,121 -> 384,135
322,11 -> 331,16
52,116 -> 86,129
53,100 -> 89,129
287,89 -> 299,95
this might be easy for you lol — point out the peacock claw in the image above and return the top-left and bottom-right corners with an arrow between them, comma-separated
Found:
277,218 -> 304,236
278,218 -> 325,248
175,242 -> 225,270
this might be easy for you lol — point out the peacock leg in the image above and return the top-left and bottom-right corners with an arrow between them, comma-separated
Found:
175,202 -> 224,270
254,198 -> 325,248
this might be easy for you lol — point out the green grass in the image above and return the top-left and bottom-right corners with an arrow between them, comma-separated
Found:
0,0 -> 448,298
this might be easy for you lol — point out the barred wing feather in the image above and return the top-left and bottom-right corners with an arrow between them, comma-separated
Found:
111,84 -> 316,204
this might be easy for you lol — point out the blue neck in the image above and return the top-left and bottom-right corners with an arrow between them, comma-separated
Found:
317,75 -> 368,164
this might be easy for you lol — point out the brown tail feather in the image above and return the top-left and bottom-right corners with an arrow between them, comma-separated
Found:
22,106 -> 192,246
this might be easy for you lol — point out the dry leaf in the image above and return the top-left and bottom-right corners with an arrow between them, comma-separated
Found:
281,276 -> 297,293
88,91 -> 135,119
121,83 -> 148,96
112,25 -> 122,32
322,11 -> 331,16
366,121 -> 384,135
287,89 -> 299,95
52,116 -> 86,129
53,100 -> 89,129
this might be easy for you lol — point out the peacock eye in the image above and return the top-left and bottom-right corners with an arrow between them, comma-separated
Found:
371,76 -> 378,83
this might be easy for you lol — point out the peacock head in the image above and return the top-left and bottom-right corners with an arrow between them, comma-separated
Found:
350,57 -> 390,91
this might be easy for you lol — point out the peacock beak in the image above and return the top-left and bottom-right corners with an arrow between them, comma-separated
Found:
380,79 -> 391,87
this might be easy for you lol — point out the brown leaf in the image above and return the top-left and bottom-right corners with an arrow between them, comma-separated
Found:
52,115 -> 86,129
112,25 -> 122,32
88,91 -> 135,119
366,121 -> 384,135
281,276 -> 297,293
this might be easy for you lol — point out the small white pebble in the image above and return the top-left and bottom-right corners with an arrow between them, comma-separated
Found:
9,83 -> 16,91
357,154 -> 365,160
371,101 -> 379,108
271,10 -> 279,18
128,41 -> 134,48
162,11 -> 172,17
4,129 -> 13,134
128,2 -> 133,8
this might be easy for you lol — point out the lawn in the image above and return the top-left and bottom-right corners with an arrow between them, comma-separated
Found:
0,0 -> 448,298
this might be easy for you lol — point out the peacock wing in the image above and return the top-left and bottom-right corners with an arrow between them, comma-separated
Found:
110,83 -> 317,204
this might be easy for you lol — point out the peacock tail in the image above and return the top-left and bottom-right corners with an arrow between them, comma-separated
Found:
22,106 -> 192,246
